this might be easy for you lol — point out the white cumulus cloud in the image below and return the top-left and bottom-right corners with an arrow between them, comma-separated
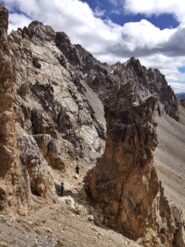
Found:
124,0 -> 185,22
2,0 -> 185,92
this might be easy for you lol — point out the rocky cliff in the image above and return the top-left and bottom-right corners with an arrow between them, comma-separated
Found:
8,19 -> 106,208
0,5 -> 25,213
0,4 -> 184,247
86,78 -> 176,246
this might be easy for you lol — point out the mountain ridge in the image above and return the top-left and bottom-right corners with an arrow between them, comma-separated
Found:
0,4 -> 184,247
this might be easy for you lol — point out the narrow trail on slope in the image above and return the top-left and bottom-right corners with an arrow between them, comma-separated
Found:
0,162 -> 140,247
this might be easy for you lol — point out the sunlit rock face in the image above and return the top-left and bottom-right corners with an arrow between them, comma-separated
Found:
0,5 -> 19,212
7,11 -> 106,208
85,59 -> 182,246
0,4 -> 184,246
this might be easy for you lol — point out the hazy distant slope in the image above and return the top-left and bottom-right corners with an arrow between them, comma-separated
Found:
176,93 -> 185,99
155,106 -> 185,209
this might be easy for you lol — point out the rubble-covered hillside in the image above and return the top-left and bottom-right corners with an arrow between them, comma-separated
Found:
0,4 -> 184,247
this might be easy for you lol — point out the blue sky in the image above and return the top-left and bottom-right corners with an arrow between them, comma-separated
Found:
2,0 -> 185,93
84,0 -> 179,29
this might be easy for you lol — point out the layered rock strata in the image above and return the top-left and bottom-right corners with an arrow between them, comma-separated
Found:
0,4 -> 184,246
86,79 -> 177,246
7,11 -> 106,208
0,5 -> 18,211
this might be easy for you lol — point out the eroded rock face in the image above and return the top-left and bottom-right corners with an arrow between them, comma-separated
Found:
0,6 -> 15,174
0,5 -> 184,246
0,9 -> 106,210
0,5 -> 18,211
9,21 -> 106,169
85,60 -> 181,246
124,58 -> 179,121
87,95 -> 159,238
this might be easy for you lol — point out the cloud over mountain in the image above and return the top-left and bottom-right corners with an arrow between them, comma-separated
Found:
2,0 -> 185,92
124,0 -> 185,22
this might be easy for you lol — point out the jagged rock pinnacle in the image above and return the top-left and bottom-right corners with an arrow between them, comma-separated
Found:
0,4 -> 184,246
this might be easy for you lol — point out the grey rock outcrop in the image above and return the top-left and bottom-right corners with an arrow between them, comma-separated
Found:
0,4 -> 184,246
85,71 -> 177,246
0,5 -> 22,213
10,21 -> 106,167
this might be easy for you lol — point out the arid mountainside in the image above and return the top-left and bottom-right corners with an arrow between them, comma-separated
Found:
154,105 -> 185,247
0,4 -> 27,214
0,4 -> 185,247
85,60 -> 184,246
155,106 -> 185,210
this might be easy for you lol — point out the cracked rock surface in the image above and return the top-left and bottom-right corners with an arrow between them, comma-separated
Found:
0,4 -> 184,247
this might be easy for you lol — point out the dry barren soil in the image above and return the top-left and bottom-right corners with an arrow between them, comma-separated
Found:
0,163 -> 140,247
155,105 -> 185,213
